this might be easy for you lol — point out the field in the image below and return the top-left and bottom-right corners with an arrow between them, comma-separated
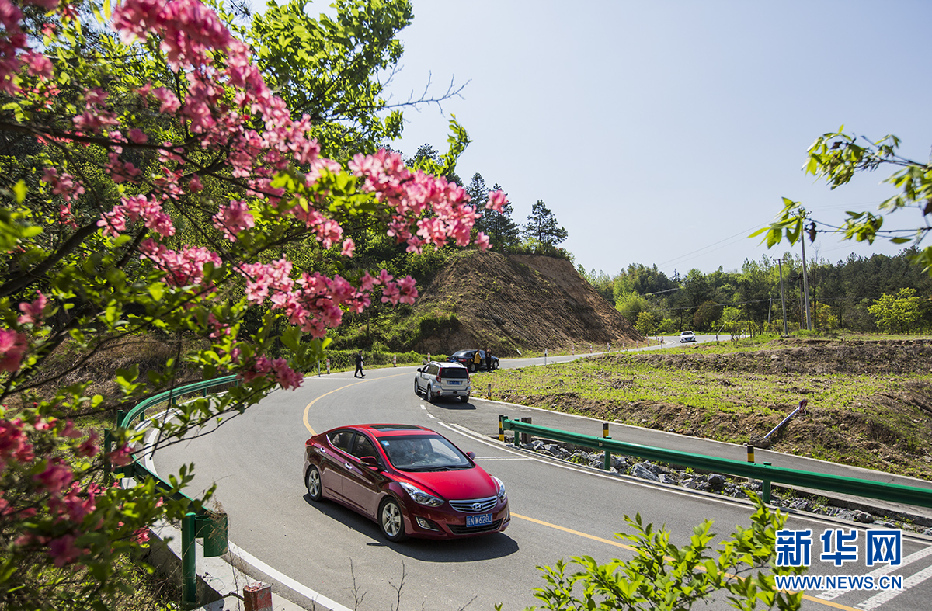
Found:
474,335 -> 932,480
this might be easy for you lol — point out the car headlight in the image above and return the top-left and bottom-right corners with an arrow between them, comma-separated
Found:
492,476 -> 507,502
399,482 -> 444,507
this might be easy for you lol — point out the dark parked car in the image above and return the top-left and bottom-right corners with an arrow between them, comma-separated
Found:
303,424 -> 509,541
448,349 -> 499,372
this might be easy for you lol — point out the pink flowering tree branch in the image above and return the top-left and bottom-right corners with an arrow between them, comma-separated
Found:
0,0 -> 508,607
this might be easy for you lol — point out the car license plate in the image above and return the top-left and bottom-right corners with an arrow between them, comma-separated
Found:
448,380 -> 460,385
466,513 -> 493,527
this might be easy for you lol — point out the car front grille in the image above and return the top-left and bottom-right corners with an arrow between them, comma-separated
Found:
449,519 -> 503,534
449,497 -> 497,513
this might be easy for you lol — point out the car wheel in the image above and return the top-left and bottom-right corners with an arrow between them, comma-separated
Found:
426,385 -> 435,403
460,394 -> 469,403
305,465 -> 323,501
379,497 -> 407,542
414,378 -> 420,395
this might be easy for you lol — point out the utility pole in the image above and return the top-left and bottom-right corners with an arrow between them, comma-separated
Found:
801,239 -> 812,331
778,259 -> 788,336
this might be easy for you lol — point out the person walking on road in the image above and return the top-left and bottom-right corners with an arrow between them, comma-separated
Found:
354,352 -> 365,378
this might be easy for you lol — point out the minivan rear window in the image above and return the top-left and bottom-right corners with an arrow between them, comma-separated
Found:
440,367 -> 468,379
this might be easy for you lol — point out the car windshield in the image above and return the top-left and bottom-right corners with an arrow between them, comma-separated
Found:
379,435 -> 472,472
452,350 -> 471,358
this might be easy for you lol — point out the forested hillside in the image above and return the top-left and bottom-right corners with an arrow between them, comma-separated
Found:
582,250 -> 932,335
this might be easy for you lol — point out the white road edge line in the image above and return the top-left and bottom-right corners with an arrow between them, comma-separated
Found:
226,540 -> 354,611
143,409 -> 351,611
856,561 -> 932,610
818,546 -> 932,600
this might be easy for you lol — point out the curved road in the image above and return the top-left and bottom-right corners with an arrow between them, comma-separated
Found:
155,350 -> 932,611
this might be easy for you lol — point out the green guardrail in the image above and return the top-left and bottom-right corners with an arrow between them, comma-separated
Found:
108,375 -> 237,608
500,416 -> 932,511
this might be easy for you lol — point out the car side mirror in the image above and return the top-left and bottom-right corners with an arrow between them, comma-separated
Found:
360,456 -> 380,469
466,451 -> 476,460
416,367 -> 423,373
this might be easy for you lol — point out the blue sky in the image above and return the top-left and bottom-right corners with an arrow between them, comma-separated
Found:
376,0 -> 932,278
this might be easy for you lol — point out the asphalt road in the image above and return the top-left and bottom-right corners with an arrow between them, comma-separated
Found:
153,347 -> 932,611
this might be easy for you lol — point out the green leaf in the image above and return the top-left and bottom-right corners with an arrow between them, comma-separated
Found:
12,180 -> 26,203
148,283 -> 164,301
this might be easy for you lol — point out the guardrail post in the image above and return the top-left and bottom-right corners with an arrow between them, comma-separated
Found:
326,358 -> 330,374
602,422 -> 611,470
762,462 -> 772,505
746,444 -> 755,463
498,415 -> 504,442
520,418 -> 531,445
487,383 -> 492,400
182,512 -> 198,606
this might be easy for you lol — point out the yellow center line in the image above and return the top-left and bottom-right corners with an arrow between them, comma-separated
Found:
511,513 -> 860,611
302,370 -> 413,434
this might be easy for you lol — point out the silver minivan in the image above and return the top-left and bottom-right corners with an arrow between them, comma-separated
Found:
414,361 -> 471,403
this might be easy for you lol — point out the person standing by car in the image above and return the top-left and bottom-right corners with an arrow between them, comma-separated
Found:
473,349 -> 482,372
354,352 -> 365,378
485,348 -> 492,371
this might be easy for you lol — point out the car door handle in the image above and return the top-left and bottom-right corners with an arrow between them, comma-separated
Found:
344,462 -> 353,469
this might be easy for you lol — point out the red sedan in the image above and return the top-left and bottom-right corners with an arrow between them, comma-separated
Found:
303,424 -> 509,541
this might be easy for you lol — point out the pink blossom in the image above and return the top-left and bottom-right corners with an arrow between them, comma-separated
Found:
58,420 -> 81,439
395,275 -> 418,305
487,190 -> 507,212
139,240 -> 220,287
476,232 -> 490,251
212,199 -> 255,240
341,238 -> 355,257
49,484 -> 96,523
17,291 -> 47,325
133,528 -> 150,544
359,272 -> 376,292
107,444 -> 132,468
271,358 -> 303,389
21,50 -> 52,79
377,269 -> 393,285
34,458 -> 74,494
151,87 -> 181,114
76,430 -> 99,457
0,329 -> 27,372
127,128 -> 148,143
41,167 -> 85,203
0,417 -> 32,471
48,535 -> 87,567
99,194 -> 174,238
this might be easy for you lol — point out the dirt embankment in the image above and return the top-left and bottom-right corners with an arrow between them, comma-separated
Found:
411,251 -> 641,356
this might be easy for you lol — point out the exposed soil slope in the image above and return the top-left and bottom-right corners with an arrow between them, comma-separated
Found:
411,251 -> 641,356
